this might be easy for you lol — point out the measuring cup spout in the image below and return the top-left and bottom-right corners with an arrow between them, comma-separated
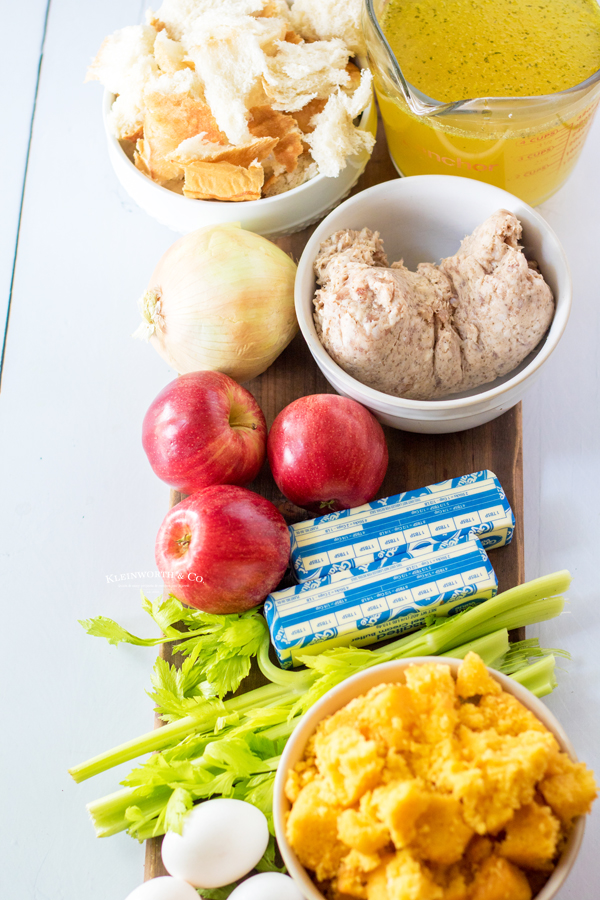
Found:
362,0 -> 457,117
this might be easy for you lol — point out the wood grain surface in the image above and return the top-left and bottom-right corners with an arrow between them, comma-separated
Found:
144,119 -> 524,882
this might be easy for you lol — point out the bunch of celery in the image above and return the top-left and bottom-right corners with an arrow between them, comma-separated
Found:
70,570 -> 571,843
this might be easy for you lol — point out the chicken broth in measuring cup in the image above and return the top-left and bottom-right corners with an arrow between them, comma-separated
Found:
364,0 -> 600,204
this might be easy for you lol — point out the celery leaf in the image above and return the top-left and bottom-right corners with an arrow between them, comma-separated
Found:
78,616 -> 162,647
256,835 -> 286,873
201,886 -> 237,899
162,787 -> 193,835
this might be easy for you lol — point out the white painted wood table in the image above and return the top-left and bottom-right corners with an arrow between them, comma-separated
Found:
1,2 -> 599,898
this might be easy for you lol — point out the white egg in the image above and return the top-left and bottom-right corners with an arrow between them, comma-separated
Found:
161,798 -> 270,888
124,876 -> 200,900
229,872 -> 306,900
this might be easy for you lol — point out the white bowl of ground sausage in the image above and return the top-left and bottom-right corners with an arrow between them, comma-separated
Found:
294,175 -> 571,433
102,90 -> 377,238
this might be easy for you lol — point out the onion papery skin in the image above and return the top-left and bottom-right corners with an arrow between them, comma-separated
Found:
146,225 -> 298,382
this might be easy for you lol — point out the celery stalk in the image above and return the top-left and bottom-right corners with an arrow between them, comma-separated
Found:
257,637 -> 315,688
442,597 -> 565,649
88,787 -> 171,838
72,572 -> 570,790
510,655 -> 558,697
70,715 -> 210,784
380,571 -> 570,659
442,628 -> 510,664
69,681 -> 297,783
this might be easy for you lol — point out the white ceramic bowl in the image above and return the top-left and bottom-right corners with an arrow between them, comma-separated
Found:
102,91 -> 377,238
274,657 -> 586,900
295,176 -> 572,433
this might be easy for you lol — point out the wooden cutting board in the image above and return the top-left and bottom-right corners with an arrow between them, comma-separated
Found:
144,120 -> 525,881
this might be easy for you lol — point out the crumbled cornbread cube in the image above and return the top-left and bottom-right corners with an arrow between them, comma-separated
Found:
370,780 -> 430,848
286,778 -> 347,881
464,835 -> 493,866
411,794 -> 474,865
285,768 -> 302,803
469,855 -> 532,900
498,801 -> 561,870
440,870 -> 469,900
383,748 -> 413,782
338,808 -> 391,854
404,662 -> 458,741
317,691 -> 371,736
337,849 -> 382,898
366,850 -> 443,900
430,862 -> 469,900
364,853 -> 393,900
456,652 -> 502,698
357,684 -> 417,750
454,726 -> 557,833
538,751 -> 598,824
408,734 -> 464,786
284,655 -> 596,900
284,758 -> 318,802
315,725 -> 385,806
459,692 -> 552,737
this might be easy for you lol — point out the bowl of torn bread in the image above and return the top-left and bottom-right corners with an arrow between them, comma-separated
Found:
295,175 -> 572,433
92,1 -> 377,237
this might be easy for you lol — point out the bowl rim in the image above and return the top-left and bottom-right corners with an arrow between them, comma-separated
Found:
294,176 -> 573,412
273,656 -> 586,900
101,89 -> 375,209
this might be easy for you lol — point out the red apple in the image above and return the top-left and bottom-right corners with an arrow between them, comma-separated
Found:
267,394 -> 388,512
142,372 -> 266,495
155,484 -> 290,613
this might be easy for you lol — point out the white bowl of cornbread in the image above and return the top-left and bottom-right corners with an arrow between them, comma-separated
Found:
295,176 -> 572,433
102,90 -> 377,238
274,654 -> 595,900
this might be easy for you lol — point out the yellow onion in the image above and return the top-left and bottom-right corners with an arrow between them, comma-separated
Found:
134,224 -> 298,382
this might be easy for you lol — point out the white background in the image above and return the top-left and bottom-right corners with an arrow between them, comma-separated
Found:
0,1 -> 599,897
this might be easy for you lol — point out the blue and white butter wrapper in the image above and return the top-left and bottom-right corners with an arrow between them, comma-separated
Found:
265,535 -> 497,668
289,470 -> 513,583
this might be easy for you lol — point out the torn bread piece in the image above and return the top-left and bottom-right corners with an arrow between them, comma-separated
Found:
167,133 -> 278,168
290,0 -> 366,57
254,0 -> 294,19
262,152 -> 318,196
136,70 -> 227,184
181,160 -> 265,200
291,97 -> 327,134
184,13 -> 288,143
153,30 -> 193,74
306,68 -> 374,177
86,24 -> 158,140
249,106 -> 303,173
147,0 -> 270,41
284,29 -> 304,44
342,61 -> 362,94
262,38 -> 352,111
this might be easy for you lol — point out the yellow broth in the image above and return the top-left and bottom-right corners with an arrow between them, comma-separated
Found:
382,0 -> 600,102
374,0 -> 600,203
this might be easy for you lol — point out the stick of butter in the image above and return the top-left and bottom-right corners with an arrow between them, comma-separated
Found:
289,470 -> 513,582
265,535 -> 497,668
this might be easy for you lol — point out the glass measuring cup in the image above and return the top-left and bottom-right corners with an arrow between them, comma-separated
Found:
363,0 -> 600,205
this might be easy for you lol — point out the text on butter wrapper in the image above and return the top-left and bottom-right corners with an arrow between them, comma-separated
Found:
265,535 -> 497,668
289,470 -> 513,582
